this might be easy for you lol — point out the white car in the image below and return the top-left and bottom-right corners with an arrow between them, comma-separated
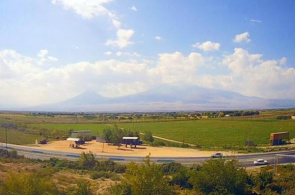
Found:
211,152 -> 223,158
254,159 -> 268,165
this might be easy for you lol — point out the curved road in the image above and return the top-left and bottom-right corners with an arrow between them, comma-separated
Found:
1,142 -> 295,167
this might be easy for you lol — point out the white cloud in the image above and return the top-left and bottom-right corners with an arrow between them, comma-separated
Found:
37,49 -> 49,58
148,52 -> 205,84
155,36 -> 162,40
192,41 -> 221,52
47,56 -> 58,62
112,19 -> 121,29
279,57 -> 287,65
131,6 -> 138,11
51,0 -> 114,19
233,32 -> 251,44
37,49 -> 58,64
250,19 -> 262,23
106,29 -> 134,48
0,50 -> 39,78
0,48 -> 294,106
218,48 -> 295,98
105,51 -> 112,55
116,52 -> 141,58
51,0 -> 123,29
116,51 -> 123,56
0,49 -> 149,105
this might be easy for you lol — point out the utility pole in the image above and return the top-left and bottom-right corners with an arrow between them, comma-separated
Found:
274,155 -> 278,175
5,127 -> 7,150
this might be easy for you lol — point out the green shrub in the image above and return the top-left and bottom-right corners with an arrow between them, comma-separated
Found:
90,171 -> 120,180
160,162 -> 184,174
277,116 -> 291,120
1,171 -> 60,195
152,140 -> 166,146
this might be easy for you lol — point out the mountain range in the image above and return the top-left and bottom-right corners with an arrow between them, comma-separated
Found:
27,85 -> 295,112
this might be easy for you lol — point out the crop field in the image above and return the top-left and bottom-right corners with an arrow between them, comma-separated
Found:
0,128 -> 43,145
26,118 -> 295,149
1,110 -> 295,149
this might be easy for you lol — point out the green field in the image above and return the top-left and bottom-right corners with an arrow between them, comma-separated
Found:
0,128 -> 43,145
27,118 -> 295,149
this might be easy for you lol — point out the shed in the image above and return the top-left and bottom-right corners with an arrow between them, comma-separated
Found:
67,137 -> 85,148
67,138 -> 80,141
270,132 -> 289,145
121,137 -> 142,148
71,130 -> 92,141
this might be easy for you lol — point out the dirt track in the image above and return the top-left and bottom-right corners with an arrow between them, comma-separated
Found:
36,140 -> 232,157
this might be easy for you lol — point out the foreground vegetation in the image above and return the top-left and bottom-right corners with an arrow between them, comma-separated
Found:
1,149 -> 295,194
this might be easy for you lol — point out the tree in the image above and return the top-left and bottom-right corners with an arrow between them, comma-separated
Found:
143,131 -> 154,143
218,112 -> 225,118
254,170 -> 273,191
103,127 -> 112,142
79,152 -> 96,169
190,159 -> 249,195
103,125 -> 140,146
120,155 -> 173,195
110,125 -> 124,146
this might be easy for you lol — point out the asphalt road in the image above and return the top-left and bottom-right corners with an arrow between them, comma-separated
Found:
1,143 -> 295,167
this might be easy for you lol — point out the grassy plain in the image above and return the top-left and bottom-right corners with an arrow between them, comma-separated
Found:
0,128 -> 43,145
1,110 -> 295,149
27,118 -> 295,149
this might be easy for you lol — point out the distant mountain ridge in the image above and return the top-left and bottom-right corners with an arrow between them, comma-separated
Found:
29,85 -> 295,112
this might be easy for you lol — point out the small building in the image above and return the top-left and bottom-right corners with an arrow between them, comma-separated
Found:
66,137 -> 85,148
245,140 -> 254,146
71,130 -> 92,140
96,136 -> 106,143
270,132 -> 289,145
121,137 -> 142,148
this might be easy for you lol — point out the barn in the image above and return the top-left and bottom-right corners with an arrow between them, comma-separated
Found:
270,132 -> 289,145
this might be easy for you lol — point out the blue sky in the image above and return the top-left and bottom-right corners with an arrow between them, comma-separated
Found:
0,0 -> 295,106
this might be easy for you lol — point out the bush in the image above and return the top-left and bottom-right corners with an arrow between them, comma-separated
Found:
48,157 -> 80,169
143,131 -> 154,143
90,171 -> 110,179
79,152 -> 96,169
190,159 -> 249,194
0,149 -> 23,159
95,159 -> 126,173
90,171 -> 120,180
72,180 -> 93,195
277,116 -> 291,120
1,171 -> 60,195
152,140 -> 166,147
160,162 -> 184,174
254,170 -> 274,191
121,157 -> 173,195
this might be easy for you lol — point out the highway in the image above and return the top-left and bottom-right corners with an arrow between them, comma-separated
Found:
1,142 -> 295,167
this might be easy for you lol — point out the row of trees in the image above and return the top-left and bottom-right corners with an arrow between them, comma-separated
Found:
102,125 -> 140,145
108,156 -> 282,195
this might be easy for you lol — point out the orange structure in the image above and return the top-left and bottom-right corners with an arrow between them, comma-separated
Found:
270,132 -> 289,145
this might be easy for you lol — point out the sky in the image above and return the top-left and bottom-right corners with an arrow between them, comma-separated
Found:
0,0 -> 295,107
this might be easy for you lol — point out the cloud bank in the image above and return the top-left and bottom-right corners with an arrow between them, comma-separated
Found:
0,47 -> 294,106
